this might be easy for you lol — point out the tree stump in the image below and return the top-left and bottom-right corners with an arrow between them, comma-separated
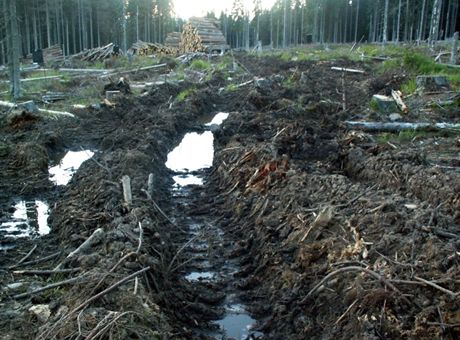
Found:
416,75 -> 449,93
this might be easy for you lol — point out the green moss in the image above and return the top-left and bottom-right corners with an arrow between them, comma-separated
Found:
176,88 -> 194,102
190,59 -> 211,71
400,79 -> 417,95
225,84 -> 238,92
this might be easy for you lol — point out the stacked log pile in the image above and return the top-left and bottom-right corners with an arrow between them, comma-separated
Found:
180,24 -> 205,53
130,41 -> 178,56
164,32 -> 181,49
42,45 -> 64,64
72,43 -> 121,62
180,17 -> 229,53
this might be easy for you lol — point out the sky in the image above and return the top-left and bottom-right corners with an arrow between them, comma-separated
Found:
173,0 -> 276,19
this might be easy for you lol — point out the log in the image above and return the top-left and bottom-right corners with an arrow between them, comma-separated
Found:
331,67 -> 365,74
391,90 -> 409,113
54,228 -> 105,270
0,75 -> 62,83
344,121 -> 460,132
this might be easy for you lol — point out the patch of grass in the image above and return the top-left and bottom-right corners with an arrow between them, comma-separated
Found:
176,88 -> 194,102
400,79 -> 417,95
225,84 -> 238,92
377,128 -> 458,144
190,59 -> 211,71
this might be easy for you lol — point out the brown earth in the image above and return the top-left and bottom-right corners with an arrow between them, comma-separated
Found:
0,52 -> 459,339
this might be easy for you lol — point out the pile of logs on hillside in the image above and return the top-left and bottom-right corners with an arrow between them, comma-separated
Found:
25,45 -> 64,65
130,40 -> 178,56
165,32 -> 181,49
180,17 -> 229,53
42,45 -> 64,64
72,43 -> 121,62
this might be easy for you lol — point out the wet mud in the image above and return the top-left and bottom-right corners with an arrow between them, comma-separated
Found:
0,53 -> 459,339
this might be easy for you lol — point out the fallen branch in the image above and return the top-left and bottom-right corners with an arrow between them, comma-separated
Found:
67,267 -> 150,316
414,276 -> 459,298
13,268 -> 80,275
391,90 -> 409,113
141,189 -> 180,229
344,121 -> 460,132
37,268 -> 149,340
13,274 -> 87,299
301,266 -> 412,306
9,244 -> 37,269
331,67 -> 365,74
17,251 -> 61,267
54,228 -> 104,270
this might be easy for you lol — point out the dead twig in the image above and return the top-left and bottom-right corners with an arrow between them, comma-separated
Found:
301,266 -> 412,306
54,228 -> 104,270
17,251 -> 61,267
13,268 -> 80,275
92,222 -> 143,293
414,276 -> 459,298
9,244 -> 37,269
13,274 -> 88,299
335,299 -> 358,324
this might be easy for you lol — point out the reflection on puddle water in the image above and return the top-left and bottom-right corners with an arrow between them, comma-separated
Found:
167,113 -> 229,188
166,132 -> 214,172
185,271 -> 216,282
216,311 -> 260,340
0,200 -> 50,240
49,150 -> 95,185
172,174 -> 203,187
205,112 -> 229,126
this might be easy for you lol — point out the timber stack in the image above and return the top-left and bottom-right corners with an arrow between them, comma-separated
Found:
165,32 -> 181,49
180,17 -> 229,53
42,45 -> 64,64
72,43 -> 121,62
130,40 -> 178,56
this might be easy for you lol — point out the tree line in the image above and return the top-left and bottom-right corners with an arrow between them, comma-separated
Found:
1,0 -> 459,66
224,0 -> 459,49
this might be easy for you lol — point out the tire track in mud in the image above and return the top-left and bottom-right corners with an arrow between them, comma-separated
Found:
166,116 -> 263,339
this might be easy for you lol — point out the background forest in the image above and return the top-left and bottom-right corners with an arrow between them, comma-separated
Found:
0,0 -> 459,65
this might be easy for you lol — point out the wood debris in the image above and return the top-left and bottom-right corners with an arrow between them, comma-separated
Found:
180,17 -> 229,53
72,43 -> 121,62
130,40 -> 178,56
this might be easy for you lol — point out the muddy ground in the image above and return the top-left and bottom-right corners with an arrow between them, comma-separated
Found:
0,52 -> 459,339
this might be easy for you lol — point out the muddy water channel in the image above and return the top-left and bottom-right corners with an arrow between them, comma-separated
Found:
166,113 -> 262,339
0,149 -> 95,249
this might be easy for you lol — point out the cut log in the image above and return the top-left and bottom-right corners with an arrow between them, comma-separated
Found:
391,90 -> 409,113
344,121 -> 460,132
331,67 -> 365,74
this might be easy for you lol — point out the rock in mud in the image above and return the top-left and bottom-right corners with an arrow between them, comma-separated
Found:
29,305 -> 51,323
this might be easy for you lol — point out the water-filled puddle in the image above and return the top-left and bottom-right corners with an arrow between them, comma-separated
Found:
205,112 -> 229,126
166,132 -> 214,172
49,150 -> 95,185
0,200 -> 50,240
172,174 -> 203,187
216,311 -> 260,340
185,271 -> 216,282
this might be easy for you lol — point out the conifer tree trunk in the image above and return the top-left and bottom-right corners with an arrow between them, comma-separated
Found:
418,0 -> 427,42
283,0 -> 287,48
8,0 -> 21,99
396,0 -> 402,43
383,0 -> 389,44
